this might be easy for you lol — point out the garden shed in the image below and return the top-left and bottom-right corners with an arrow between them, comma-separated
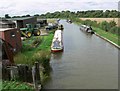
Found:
0,28 -> 22,65
0,28 -> 22,53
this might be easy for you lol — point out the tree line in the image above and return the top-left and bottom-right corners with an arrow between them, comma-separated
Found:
3,10 -> 120,35
38,10 -> 120,18
4,10 -> 120,18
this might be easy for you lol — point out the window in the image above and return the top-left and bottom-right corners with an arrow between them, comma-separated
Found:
10,32 -> 16,38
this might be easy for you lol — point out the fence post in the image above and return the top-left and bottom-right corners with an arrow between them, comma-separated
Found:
32,62 -> 41,91
9,66 -> 18,80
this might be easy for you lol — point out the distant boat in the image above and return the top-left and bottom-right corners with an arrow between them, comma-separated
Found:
80,25 -> 94,34
58,24 -> 64,30
51,30 -> 64,52
66,19 -> 72,23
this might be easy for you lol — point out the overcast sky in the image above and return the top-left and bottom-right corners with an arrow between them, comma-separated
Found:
0,0 -> 119,16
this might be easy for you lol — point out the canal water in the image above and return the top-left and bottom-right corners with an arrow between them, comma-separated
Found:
44,20 -> 118,89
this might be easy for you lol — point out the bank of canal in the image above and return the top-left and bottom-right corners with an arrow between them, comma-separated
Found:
44,20 -> 118,89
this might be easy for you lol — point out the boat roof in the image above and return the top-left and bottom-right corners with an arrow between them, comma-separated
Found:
54,30 -> 62,36
53,30 -> 62,41
81,25 -> 90,28
55,30 -> 62,33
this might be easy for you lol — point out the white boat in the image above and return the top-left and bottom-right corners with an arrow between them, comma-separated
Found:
51,30 -> 64,52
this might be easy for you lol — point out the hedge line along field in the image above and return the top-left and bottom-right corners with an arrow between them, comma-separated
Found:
80,18 -> 120,27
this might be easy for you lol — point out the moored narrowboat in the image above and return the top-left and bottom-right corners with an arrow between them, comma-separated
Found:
51,30 -> 64,52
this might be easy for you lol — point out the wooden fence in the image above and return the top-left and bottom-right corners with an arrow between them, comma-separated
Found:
2,62 -> 41,90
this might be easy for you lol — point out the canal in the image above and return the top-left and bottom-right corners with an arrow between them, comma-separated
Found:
44,20 -> 118,89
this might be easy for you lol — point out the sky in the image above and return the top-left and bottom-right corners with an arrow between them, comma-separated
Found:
0,0 -> 119,16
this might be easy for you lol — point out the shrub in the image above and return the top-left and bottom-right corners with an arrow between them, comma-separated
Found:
99,21 -> 110,32
14,52 -> 31,65
110,26 -> 118,34
109,21 -> 117,28
32,51 -> 51,74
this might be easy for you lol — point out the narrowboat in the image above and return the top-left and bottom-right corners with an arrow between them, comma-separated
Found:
80,25 -> 94,34
58,24 -> 64,30
51,30 -> 64,52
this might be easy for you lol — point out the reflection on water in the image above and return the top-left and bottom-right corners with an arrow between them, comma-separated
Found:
51,52 -> 63,60
44,20 -> 118,89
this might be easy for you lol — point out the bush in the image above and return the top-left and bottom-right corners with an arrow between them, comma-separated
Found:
21,37 -> 42,52
109,21 -> 117,28
110,26 -> 118,34
99,21 -> 110,32
21,44 -> 33,52
32,51 -> 51,74
14,53 -> 31,65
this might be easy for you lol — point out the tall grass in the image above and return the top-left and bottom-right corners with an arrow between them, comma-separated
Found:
14,34 -> 53,65
14,32 -> 54,83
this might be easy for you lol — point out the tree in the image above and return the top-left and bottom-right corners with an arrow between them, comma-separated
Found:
34,14 -> 39,17
5,14 -> 11,18
26,14 -> 31,17
109,21 -> 116,28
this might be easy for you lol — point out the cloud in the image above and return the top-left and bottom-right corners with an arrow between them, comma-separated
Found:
0,0 -> 119,16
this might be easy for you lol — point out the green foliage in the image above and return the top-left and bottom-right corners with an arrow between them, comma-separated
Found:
14,32 -> 54,83
72,16 -> 119,46
99,21 -> 109,32
32,51 -> 51,74
109,21 -> 117,28
110,26 -> 120,34
5,14 -> 11,18
75,18 -> 119,35
7,10 -> 120,18
93,27 -> 119,46
21,37 -> 42,52
38,10 -> 120,18
14,32 -> 54,67
2,81 -> 34,90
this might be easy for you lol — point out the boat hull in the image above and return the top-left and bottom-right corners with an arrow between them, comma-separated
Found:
51,48 -> 63,52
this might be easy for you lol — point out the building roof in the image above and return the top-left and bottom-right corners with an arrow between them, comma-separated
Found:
7,17 -> 36,21
37,19 -> 47,21
0,28 -> 15,32
0,18 -> 15,25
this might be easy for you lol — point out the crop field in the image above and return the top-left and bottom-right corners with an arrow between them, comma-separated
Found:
80,18 -> 120,26
47,19 -> 58,23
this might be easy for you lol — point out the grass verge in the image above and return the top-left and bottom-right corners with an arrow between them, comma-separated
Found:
92,27 -> 119,46
14,32 -> 54,65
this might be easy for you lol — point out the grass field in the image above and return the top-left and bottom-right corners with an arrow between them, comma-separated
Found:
47,19 -> 57,23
